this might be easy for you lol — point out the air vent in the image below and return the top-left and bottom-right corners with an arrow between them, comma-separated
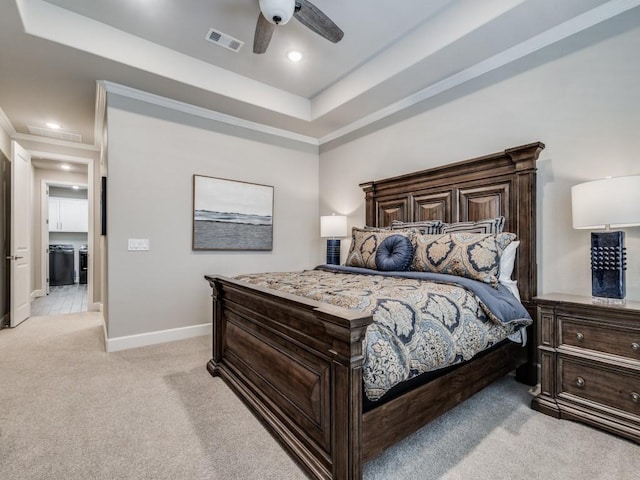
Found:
28,126 -> 82,143
205,28 -> 244,52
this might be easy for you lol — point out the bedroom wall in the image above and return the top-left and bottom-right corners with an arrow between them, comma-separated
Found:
105,97 -> 320,339
319,23 -> 640,301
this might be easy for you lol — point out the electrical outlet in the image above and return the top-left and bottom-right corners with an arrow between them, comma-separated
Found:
128,239 -> 149,251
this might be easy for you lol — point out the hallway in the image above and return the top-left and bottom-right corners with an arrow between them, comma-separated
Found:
31,284 -> 88,316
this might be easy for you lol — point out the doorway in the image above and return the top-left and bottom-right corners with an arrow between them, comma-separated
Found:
33,181 -> 89,316
31,158 -> 91,315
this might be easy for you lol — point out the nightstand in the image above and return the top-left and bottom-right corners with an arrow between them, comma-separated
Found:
531,294 -> 640,443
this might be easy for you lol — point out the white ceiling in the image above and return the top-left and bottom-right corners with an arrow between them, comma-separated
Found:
1,0 -> 638,153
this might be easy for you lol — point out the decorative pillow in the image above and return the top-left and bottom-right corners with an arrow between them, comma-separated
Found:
374,235 -> 414,271
440,216 -> 505,234
499,240 -> 520,282
345,227 -> 415,269
411,232 -> 516,285
362,225 -> 391,231
499,240 -> 520,300
391,219 -> 442,234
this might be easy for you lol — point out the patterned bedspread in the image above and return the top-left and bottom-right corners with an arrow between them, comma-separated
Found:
234,269 -> 530,401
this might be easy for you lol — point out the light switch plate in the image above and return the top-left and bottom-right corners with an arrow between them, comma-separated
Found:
128,239 -> 149,251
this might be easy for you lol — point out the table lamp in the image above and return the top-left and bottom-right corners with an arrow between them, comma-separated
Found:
571,175 -> 640,301
320,214 -> 347,265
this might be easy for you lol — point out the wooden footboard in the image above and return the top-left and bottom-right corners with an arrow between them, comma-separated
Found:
206,275 -> 373,480
206,275 -> 529,479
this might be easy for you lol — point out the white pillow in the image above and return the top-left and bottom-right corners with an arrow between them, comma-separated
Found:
499,240 -> 519,281
499,240 -> 520,300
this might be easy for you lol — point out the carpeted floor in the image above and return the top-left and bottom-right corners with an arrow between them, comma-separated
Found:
0,313 -> 638,479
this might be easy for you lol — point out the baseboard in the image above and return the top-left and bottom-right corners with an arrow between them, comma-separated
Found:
105,323 -> 211,352
31,289 -> 45,301
90,302 -> 102,312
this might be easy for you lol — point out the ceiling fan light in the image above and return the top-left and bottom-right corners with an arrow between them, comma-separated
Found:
259,0 -> 295,25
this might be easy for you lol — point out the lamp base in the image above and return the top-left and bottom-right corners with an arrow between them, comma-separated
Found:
326,239 -> 341,265
590,231 -> 626,300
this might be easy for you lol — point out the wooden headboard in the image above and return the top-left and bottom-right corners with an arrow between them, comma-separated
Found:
359,142 -> 545,313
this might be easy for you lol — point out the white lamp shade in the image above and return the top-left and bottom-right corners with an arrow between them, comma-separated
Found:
571,175 -> 640,229
320,215 -> 347,238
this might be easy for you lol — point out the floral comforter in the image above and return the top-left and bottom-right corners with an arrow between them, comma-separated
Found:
234,268 -> 530,401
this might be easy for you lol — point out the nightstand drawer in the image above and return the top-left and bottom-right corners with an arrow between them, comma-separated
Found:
560,317 -> 640,360
559,358 -> 640,417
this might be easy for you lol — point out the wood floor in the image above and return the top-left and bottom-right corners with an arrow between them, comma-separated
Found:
31,284 -> 88,316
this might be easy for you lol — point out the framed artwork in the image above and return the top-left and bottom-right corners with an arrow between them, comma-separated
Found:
192,175 -> 274,250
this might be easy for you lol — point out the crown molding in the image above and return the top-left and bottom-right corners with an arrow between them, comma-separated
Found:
100,81 -> 320,147
319,0 -> 640,145
18,0 -> 310,122
12,132 -> 100,151
29,150 -> 92,163
0,107 -> 17,136
94,81 -> 107,151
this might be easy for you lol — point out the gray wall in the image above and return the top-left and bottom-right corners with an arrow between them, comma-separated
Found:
319,22 -> 640,301
106,99 -> 321,338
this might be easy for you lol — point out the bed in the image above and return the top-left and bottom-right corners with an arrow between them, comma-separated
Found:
205,142 -> 545,480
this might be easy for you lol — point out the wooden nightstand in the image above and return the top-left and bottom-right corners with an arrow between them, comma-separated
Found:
531,293 -> 640,442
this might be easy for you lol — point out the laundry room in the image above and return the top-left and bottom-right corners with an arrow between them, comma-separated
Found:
48,185 -> 88,286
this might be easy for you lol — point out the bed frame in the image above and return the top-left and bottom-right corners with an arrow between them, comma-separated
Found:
205,142 -> 545,480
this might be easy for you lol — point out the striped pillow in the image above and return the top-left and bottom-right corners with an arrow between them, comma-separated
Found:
440,216 -> 505,234
390,219 -> 442,235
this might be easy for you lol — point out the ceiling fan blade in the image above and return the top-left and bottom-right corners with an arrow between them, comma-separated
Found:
253,12 -> 276,54
294,0 -> 343,43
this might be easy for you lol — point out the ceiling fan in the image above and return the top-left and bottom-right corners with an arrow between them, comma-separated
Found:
253,0 -> 344,54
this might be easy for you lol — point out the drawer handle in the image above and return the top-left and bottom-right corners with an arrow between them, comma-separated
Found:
576,332 -> 585,342
575,377 -> 586,388
632,342 -> 640,351
632,392 -> 640,403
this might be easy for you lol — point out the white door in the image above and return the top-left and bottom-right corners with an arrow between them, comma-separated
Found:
9,141 -> 31,327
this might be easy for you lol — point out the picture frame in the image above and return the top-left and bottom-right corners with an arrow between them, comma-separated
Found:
192,175 -> 274,250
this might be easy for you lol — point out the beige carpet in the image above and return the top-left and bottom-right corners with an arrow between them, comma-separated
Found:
1,313 -> 638,480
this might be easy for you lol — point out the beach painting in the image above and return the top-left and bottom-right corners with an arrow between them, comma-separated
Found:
193,175 -> 273,250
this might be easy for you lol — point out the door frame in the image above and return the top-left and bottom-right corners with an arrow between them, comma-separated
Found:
30,151 -> 95,310
40,179 -> 89,296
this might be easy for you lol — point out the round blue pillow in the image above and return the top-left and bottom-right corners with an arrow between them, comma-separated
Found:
375,235 -> 414,271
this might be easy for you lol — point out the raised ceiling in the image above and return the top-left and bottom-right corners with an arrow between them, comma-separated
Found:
1,0 -> 638,152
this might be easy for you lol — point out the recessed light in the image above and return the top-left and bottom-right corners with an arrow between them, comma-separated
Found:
46,122 -> 61,130
72,185 -> 79,190
61,164 -> 71,170
287,50 -> 303,62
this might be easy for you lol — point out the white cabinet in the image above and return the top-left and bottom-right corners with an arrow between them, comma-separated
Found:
49,197 -> 88,232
